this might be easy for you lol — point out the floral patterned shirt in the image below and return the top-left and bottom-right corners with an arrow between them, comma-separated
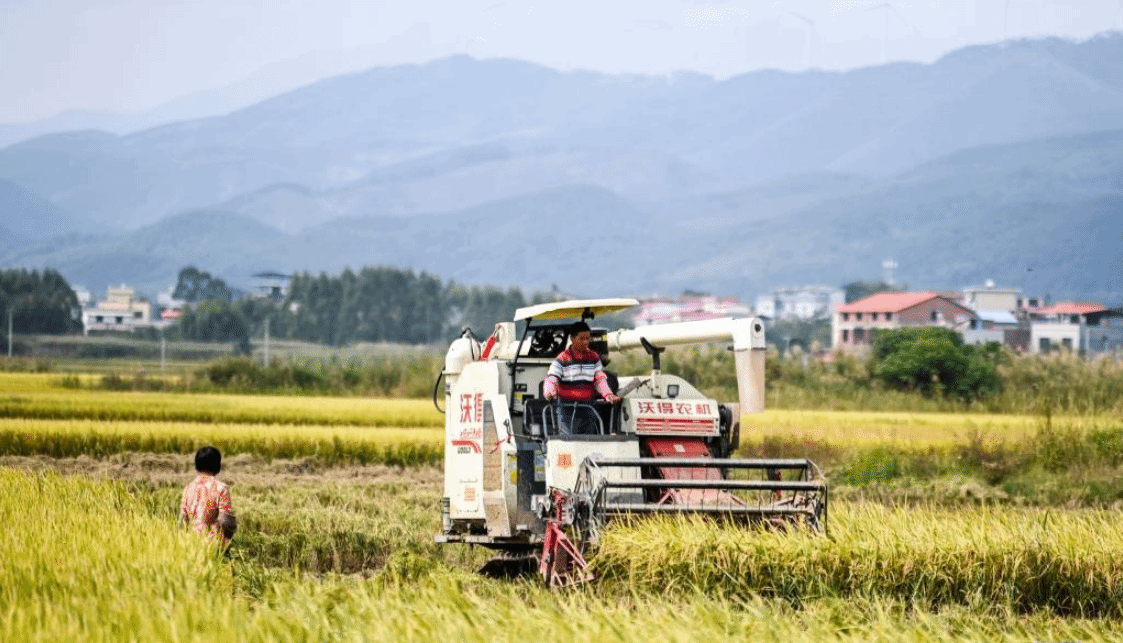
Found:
180,473 -> 234,538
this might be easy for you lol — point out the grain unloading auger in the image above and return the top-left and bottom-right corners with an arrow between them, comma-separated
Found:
435,298 -> 827,587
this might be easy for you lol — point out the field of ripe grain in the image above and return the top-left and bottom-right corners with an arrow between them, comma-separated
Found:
4,467 -> 1122,643
744,409 -> 1041,446
0,418 -> 442,464
0,372 -> 1051,441
596,505 -> 1123,616
0,373 -> 442,426
5,382 -> 1123,641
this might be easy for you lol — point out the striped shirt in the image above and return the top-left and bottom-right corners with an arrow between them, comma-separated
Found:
543,347 -> 614,402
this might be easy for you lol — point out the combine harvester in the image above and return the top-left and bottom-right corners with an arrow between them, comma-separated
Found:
435,298 -> 827,586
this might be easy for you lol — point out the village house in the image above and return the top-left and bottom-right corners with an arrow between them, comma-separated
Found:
634,295 -> 751,326
961,309 -> 1027,351
755,285 -> 844,320
1029,302 -> 1123,355
961,279 -> 1020,312
832,291 -> 977,353
82,285 -> 153,334
954,281 -> 1027,350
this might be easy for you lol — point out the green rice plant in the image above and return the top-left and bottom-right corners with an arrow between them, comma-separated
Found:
593,502 -> 1123,617
0,419 -> 443,465
989,416 -> 1123,506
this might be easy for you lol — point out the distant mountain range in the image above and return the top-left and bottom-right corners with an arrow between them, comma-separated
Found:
1,35 -> 1121,304
0,47 -> 374,150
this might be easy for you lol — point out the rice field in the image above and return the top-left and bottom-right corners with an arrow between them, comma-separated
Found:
596,506 -> 1123,616
4,380 -> 1123,640
4,466 -> 1122,642
0,372 -> 1061,439
0,373 -> 442,427
0,418 -> 442,465
745,409 -> 1041,446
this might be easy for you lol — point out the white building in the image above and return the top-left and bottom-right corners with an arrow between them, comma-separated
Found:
962,280 -> 1020,312
82,285 -> 153,334
961,309 -> 1022,347
72,286 -> 92,309
756,286 -> 844,320
634,296 -> 751,326
1029,302 -> 1120,354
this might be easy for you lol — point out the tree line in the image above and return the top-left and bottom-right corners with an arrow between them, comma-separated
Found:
0,268 -> 82,351
167,265 -> 557,347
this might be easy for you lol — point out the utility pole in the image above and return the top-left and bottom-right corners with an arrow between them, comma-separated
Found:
7,306 -> 12,358
160,333 -> 166,375
263,317 -> 270,366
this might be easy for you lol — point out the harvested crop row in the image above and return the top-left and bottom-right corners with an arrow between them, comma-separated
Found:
0,389 -> 442,427
594,503 -> 1123,616
0,419 -> 443,466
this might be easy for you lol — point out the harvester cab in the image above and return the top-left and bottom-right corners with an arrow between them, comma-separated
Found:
435,298 -> 827,586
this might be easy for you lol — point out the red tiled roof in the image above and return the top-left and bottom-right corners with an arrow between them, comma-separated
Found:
1036,302 -> 1107,315
835,292 -> 941,314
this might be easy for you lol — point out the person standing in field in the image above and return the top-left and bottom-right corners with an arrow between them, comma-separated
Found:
179,446 -> 237,543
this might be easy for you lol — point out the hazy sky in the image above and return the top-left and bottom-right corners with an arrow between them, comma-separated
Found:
2,0 -> 1122,123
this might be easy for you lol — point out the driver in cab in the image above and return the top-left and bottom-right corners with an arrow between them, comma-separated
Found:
542,321 -> 620,435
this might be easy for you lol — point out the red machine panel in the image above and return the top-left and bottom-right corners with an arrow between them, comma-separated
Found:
643,437 -> 740,506
630,399 -> 719,436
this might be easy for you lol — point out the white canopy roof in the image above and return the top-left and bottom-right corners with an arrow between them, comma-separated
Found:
513,298 -> 640,322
